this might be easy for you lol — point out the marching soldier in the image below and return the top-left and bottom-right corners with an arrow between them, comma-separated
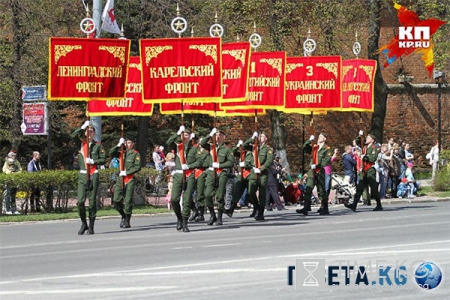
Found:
109,136 -> 141,229
226,140 -> 257,217
296,133 -> 332,216
202,128 -> 234,225
244,131 -> 274,221
191,139 -> 210,222
167,125 -> 197,232
71,121 -> 106,235
345,131 -> 383,212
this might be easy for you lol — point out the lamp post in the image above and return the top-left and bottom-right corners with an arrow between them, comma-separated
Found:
433,70 -> 445,154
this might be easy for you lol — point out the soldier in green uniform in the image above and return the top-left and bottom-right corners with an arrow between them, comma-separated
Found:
243,131 -> 274,221
109,136 -> 141,228
167,125 -> 197,232
226,140 -> 257,218
71,121 -> 106,235
191,138 -> 210,222
296,133 -> 332,216
345,131 -> 383,212
202,128 -> 234,225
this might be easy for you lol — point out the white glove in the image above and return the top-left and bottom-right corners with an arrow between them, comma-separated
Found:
311,164 -> 316,170
237,140 -> 243,147
190,133 -> 195,140
181,164 -> 189,170
212,162 -> 220,168
117,138 -> 125,147
81,120 -> 90,130
209,128 -> 217,137
252,131 -> 258,139
239,162 -> 245,167
119,170 -> 126,177
85,158 -> 94,164
177,125 -> 186,135
253,167 -> 261,174
359,130 -> 363,136
309,135 -> 315,141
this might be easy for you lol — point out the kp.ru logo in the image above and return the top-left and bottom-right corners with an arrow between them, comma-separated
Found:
398,26 -> 430,48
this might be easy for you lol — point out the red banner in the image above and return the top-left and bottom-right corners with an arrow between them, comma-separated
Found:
160,102 -> 216,115
216,108 -> 265,117
140,37 -> 222,103
48,37 -> 131,100
341,59 -> 376,112
88,56 -> 153,116
283,56 -> 341,113
220,51 -> 286,110
221,42 -> 251,102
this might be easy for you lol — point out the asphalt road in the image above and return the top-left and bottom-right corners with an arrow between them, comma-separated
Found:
1,202 -> 449,300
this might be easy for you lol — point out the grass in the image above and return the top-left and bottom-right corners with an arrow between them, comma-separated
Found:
418,186 -> 450,198
0,205 -> 170,223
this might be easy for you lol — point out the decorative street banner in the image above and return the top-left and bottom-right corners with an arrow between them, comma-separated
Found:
221,42 -> 251,102
221,51 -> 286,110
140,37 -> 222,103
341,59 -> 376,112
89,56 -> 153,116
21,86 -> 47,101
48,37 -> 131,101
160,102 -> 216,115
283,56 -> 341,113
22,102 -> 47,135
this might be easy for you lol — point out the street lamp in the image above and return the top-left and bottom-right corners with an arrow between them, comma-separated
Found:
433,70 -> 445,156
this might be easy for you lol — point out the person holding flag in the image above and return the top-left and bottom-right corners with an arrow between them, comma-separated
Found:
71,121 -> 106,235
109,136 -> 141,229
296,133 -> 332,216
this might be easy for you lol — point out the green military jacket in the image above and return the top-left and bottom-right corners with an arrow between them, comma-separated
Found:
355,136 -> 379,164
167,133 -> 197,170
303,140 -> 332,170
200,137 -> 234,169
109,146 -> 141,176
243,138 -> 274,173
71,128 -> 106,171
196,146 -> 210,169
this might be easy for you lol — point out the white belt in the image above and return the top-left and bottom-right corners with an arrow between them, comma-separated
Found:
80,170 -> 99,174
171,170 -> 183,175
208,167 -> 214,171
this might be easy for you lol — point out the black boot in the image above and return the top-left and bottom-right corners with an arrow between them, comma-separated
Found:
115,203 -> 126,228
207,207 -> 217,225
255,207 -> 265,221
87,217 -> 95,235
319,200 -> 330,215
296,200 -> 310,216
225,202 -> 237,218
182,217 -> 190,232
189,205 -> 199,222
195,207 -> 205,222
176,211 -> 183,231
124,214 -> 131,228
78,205 -> 88,235
217,211 -> 223,225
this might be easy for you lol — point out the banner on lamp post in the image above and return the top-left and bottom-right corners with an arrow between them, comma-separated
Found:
22,102 -> 47,135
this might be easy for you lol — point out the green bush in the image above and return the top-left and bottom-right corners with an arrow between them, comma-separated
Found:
0,167 -> 160,212
433,150 -> 450,191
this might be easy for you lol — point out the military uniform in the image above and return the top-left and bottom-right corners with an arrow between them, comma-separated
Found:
71,126 -> 106,235
346,135 -> 382,211
167,131 -> 197,232
109,144 -> 141,228
243,136 -> 274,220
296,139 -> 332,215
226,144 -> 257,217
202,135 -> 234,225
193,145 -> 210,221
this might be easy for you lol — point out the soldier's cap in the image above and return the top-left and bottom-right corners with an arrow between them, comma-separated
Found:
243,144 -> 252,151
260,131 -> 268,137
367,133 -> 377,141
217,128 -> 227,135
88,121 -> 97,131
124,137 -> 135,142
182,128 -> 191,134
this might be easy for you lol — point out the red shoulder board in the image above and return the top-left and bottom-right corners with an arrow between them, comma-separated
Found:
133,150 -> 139,153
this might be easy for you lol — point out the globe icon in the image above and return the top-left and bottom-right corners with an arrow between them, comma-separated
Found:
414,262 -> 443,290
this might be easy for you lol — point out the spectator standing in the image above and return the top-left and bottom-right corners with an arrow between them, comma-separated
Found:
152,145 -> 164,172
342,145 -> 357,186
404,143 -> 414,163
265,156 -> 286,211
388,144 -> 402,198
27,151 -> 42,212
2,151 -> 22,215
427,140 -> 439,182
